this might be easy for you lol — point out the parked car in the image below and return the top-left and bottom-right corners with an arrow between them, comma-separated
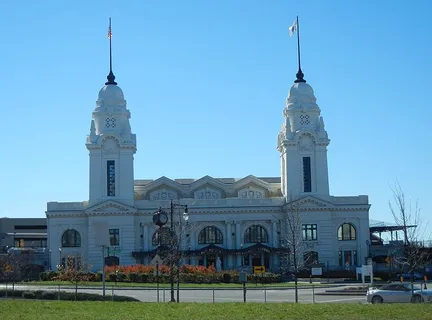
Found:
396,272 -> 424,280
366,283 -> 432,303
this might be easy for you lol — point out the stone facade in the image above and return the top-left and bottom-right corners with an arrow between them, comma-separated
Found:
46,73 -> 370,273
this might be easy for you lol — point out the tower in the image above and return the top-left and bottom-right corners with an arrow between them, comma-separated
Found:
86,27 -> 136,207
277,76 -> 330,197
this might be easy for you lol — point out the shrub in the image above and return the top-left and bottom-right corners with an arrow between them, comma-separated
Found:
39,271 -> 59,281
22,291 -> 36,299
222,273 -> 231,283
128,272 -> 139,283
41,291 -> 57,300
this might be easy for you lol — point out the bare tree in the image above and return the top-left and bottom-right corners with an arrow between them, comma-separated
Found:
278,197 -> 314,303
389,182 -> 430,297
0,251 -> 35,298
56,254 -> 93,301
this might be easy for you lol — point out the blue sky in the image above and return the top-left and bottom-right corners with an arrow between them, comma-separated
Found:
0,1 -> 430,238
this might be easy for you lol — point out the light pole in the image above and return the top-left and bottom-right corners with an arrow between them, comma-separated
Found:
153,200 -> 188,303
58,248 -> 62,269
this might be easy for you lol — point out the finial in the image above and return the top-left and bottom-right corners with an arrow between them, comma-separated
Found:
105,17 -> 117,85
295,68 -> 306,83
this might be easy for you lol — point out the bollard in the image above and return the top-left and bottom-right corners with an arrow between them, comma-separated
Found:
212,287 -> 215,303
243,282 -> 247,303
163,288 -> 166,302
58,284 -> 60,301
112,286 -> 114,302
264,287 -> 267,303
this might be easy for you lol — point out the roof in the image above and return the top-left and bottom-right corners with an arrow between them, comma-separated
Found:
369,219 -> 416,233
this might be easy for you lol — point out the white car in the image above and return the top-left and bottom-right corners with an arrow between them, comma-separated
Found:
366,283 -> 432,303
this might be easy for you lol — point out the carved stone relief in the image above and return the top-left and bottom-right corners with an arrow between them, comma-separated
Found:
102,137 -> 119,155
150,189 -> 177,200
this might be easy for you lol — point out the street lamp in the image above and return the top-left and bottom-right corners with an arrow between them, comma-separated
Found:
152,200 -> 188,303
58,248 -> 62,269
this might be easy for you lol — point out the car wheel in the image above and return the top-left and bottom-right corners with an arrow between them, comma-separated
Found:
372,296 -> 383,304
411,295 -> 423,303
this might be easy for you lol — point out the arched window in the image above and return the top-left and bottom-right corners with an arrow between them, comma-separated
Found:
198,226 -> 223,244
61,229 -> 81,247
337,223 -> 356,241
303,251 -> 319,266
244,225 -> 268,243
152,227 -> 174,246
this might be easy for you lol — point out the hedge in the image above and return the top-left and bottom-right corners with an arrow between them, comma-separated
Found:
0,289 -> 139,302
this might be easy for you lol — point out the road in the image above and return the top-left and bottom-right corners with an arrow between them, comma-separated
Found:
1,284 -> 367,304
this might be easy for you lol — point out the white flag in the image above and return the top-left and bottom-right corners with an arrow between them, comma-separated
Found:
289,19 -> 297,37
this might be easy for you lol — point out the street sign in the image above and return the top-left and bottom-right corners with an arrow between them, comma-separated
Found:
239,272 -> 248,283
311,267 -> 322,276
253,266 -> 265,274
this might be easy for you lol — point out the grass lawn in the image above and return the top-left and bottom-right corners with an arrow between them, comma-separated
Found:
0,301 -> 430,320
21,281 -> 329,288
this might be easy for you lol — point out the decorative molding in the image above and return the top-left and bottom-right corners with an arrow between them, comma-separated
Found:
150,188 -> 178,201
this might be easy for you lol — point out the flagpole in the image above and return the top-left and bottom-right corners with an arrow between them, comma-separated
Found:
294,15 -> 306,83
109,17 -> 113,74
106,17 -> 117,85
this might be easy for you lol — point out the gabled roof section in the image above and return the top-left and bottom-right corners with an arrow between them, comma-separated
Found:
232,175 -> 271,191
143,176 -> 185,194
189,175 -> 227,192
85,200 -> 137,213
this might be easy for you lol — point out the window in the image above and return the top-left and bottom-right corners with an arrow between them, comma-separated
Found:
61,229 -> 81,247
244,225 -> 268,243
303,157 -> 311,192
109,229 -> 120,246
107,160 -> 115,196
300,114 -> 310,125
198,226 -> 223,244
14,225 -> 47,230
337,223 -> 356,241
302,224 -> 317,241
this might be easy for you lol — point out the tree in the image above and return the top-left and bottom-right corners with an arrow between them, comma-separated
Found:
0,250 -> 35,298
389,182 -> 431,296
277,197 -> 314,303
56,254 -> 93,301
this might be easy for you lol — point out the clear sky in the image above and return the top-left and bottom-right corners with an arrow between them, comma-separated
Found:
0,1 -> 430,238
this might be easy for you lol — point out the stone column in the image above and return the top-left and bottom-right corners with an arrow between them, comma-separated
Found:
236,222 -> 241,267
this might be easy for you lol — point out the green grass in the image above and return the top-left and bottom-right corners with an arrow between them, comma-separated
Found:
0,301 -> 430,320
21,281 -> 329,288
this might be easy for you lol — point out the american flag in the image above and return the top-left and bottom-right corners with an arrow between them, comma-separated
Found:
108,18 -> 112,39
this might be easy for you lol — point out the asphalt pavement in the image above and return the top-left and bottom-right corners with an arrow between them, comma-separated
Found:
1,284 -> 367,304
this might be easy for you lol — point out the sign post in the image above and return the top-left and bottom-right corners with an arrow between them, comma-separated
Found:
93,222 -> 110,298
151,255 -> 163,303
239,272 -> 247,303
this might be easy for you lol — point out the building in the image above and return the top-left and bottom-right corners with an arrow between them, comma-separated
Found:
0,218 -> 49,268
46,59 -> 370,272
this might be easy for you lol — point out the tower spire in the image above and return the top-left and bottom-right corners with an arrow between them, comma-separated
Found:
105,17 -> 117,85
289,16 -> 306,83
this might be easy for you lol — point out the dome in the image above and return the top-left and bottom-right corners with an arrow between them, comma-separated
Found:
288,82 -> 315,98
98,84 -> 125,102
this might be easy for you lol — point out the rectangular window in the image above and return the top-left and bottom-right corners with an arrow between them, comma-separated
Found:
107,160 -> 116,196
303,157 -> 312,192
14,225 -> 47,230
109,229 -> 120,246
302,224 -> 317,241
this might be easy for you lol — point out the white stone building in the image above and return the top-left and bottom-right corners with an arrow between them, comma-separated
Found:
46,67 -> 370,273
